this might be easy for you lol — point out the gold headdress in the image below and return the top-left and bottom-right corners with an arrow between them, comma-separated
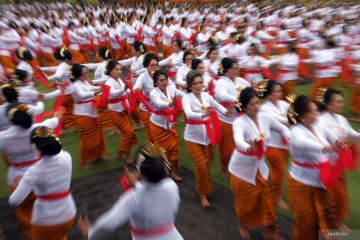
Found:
60,46 -> 67,58
314,87 -> 327,105
136,142 -> 171,172
285,93 -> 298,124
139,44 -> 145,53
17,47 -> 27,59
218,63 -> 224,75
105,48 -> 110,59
235,87 -> 245,111
7,103 -> 32,120
256,79 -> 269,98
6,71 -> 22,88
32,127 -> 56,139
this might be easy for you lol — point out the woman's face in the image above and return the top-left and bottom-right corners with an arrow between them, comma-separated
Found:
80,67 -> 89,81
147,59 -> 159,73
301,102 -> 319,125
247,46 -> 256,56
327,94 -> 344,114
156,74 -> 168,90
208,50 -> 218,61
196,62 -> 206,75
268,84 -> 283,102
110,64 -> 122,78
172,41 -> 180,52
226,63 -> 239,79
190,76 -> 204,94
185,54 -> 194,66
245,96 -> 261,116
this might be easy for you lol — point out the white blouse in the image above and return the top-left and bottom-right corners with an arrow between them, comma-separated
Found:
9,151 -> 76,226
229,113 -> 290,184
105,76 -> 130,113
150,86 -> 185,129
134,71 -> 155,112
71,80 -> 100,118
0,117 -> 59,185
214,76 -> 251,124
89,178 -> 182,240
182,92 -> 227,146
261,100 -> 289,149
319,112 -> 360,141
289,123 -> 337,189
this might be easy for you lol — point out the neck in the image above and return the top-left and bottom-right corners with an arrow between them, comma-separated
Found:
193,91 -> 201,98
301,122 -> 312,131
248,113 -> 257,122
270,99 -> 277,105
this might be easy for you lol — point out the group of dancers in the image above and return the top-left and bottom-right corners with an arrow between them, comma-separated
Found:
1,1 -> 360,239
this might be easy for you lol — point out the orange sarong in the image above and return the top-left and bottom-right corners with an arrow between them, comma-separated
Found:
9,184 -> 36,237
97,106 -> 115,130
310,77 -> 337,99
108,111 -> 138,153
145,44 -> 158,55
75,116 -> 106,165
351,84 -> 360,115
265,147 -> 288,198
162,44 -> 173,59
185,141 -> 213,196
287,175 -> 337,240
149,122 -> 179,162
328,174 -> 349,221
69,49 -> 86,63
281,80 -> 296,98
124,42 -> 134,58
0,55 -> 16,70
111,48 -> 125,61
39,52 -> 57,67
297,47 -> 309,60
230,173 -> 278,230
219,121 -> 235,173
139,110 -> 154,143
30,217 -> 75,240
61,95 -> 75,130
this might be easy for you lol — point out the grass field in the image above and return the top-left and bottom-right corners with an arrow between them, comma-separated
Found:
1,81 -> 359,228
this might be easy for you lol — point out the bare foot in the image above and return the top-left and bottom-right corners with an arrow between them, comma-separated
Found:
82,163 -> 94,169
277,198 -> 290,211
200,196 -> 211,208
107,129 -> 120,136
171,173 -> 183,182
133,122 -> 144,130
239,226 -> 251,240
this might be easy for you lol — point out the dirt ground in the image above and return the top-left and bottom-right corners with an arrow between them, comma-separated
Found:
0,168 -> 293,240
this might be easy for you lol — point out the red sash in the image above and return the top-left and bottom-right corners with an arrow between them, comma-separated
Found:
9,155 -> 41,169
131,223 -> 174,237
235,139 -> 265,160
186,109 -> 221,145
108,93 -> 136,112
134,89 -> 153,112
37,190 -> 70,201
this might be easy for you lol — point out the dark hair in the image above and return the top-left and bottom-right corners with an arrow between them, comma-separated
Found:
325,37 -> 336,48
207,46 -> 217,59
287,41 -> 297,53
98,47 -> 112,60
53,47 -> 72,61
319,88 -> 343,112
236,87 -> 259,113
70,64 -> 86,82
2,85 -> 18,103
153,69 -> 168,87
174,39 -> 184,50
218,57 -> 237,76
288,95 -> 315,125
105,60 -> 120,76
263,80 -> 281,98
133,41 -> 147,54
136,145 -> 167,183
30,127 -> 62,155
191,58 -> 203,71
16,48 -> 33,61
180,17 -> 187,27
7,103 -> 33,129
13,69 -> 29,82
143,53 -> 159,68
182,50 -> 195,64
186,71 -> 202,93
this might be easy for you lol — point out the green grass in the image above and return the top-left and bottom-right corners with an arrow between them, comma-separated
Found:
1,82 -> 359,228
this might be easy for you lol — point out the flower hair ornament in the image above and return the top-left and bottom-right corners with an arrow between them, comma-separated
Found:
105,48 -> 110,59
256,79 -> 269,98
139,44 -> 145,53
218,63 -> 224,75
60,46 -> 67,58
314,87 -> 327,105
7,103 -> 32,120
32,126 -> 57,139
5,72 -> 22,88
17,47 -> 27,59
235,87 -> 245,111
285,93 -> 298,124
67,65 -> 75,81
135,142 -> 171,172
